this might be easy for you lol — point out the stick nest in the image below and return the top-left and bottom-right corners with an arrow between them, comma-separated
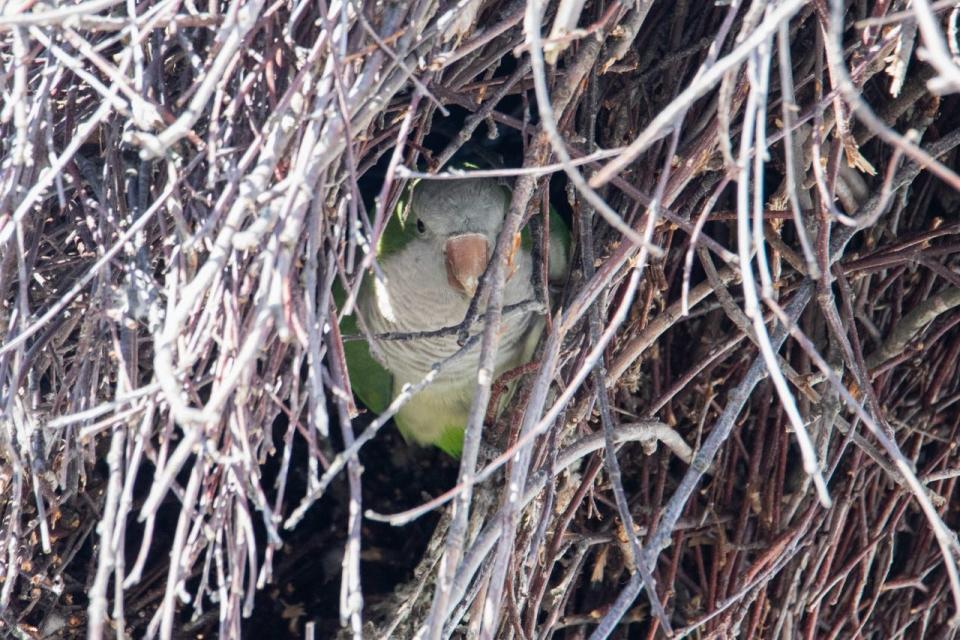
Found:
1,1 -> 960,638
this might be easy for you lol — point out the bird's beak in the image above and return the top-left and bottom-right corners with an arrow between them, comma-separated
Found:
445,233 -> 489,298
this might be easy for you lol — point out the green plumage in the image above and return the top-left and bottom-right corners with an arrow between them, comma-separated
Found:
337,290 -> 393,415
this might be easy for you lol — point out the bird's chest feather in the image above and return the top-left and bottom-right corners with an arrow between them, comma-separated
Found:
358,244 -> 538,387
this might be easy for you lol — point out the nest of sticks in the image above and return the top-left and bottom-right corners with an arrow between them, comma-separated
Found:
2,0 -> 960,638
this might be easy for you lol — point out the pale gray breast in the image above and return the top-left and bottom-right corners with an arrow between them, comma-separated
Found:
359,244 -> 538,387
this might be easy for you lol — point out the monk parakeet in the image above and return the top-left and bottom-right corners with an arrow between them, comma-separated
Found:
340,178 -> 569,457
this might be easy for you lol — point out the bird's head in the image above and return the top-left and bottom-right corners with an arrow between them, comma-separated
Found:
407,178 -> 509,299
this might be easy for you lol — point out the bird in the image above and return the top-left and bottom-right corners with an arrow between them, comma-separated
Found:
339,177 -> 569,457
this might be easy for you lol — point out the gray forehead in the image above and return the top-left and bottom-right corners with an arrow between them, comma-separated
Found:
411,178 -> 507,221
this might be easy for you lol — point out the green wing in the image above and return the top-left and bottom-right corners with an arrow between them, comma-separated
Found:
376,187 -> 419,258
520,203 -> 572,285
334,279 -> 393,415
433,426 -> 466,458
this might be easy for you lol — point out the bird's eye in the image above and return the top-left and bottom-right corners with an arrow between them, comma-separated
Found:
416,218 -> 426,234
